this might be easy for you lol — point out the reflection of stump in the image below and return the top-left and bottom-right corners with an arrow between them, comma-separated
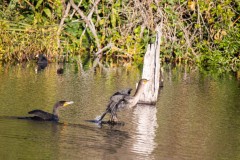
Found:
139,25 -> 162,104
132,104 -> 158,156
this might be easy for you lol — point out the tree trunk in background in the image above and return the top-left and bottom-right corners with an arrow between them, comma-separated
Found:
138,25 -> 162,105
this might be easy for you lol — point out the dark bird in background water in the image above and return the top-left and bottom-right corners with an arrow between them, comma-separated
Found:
97,79 -> 148,123
18,101 -> 74,121
57,56 -> 66,74
57,68 -> 64,74
36,53 -> 48,71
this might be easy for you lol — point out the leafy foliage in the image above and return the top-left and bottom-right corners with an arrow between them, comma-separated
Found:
0,0 -> 239,72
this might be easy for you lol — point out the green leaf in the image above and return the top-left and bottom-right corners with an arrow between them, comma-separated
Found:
36,0 -> 43,9
134,26 -> 141,34
111,8 -> 117,28
150,3 -> 157,10
43,8 -> 52,18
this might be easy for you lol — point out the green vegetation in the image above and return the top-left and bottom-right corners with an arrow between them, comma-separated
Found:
0,0 -> 239,72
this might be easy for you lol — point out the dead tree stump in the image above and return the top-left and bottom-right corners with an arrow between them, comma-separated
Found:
138,25 -> 162,105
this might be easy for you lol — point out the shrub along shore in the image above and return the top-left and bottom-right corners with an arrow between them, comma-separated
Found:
0,1 -> 239,72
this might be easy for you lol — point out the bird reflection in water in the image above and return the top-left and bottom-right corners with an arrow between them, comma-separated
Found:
101,129 -> 130,156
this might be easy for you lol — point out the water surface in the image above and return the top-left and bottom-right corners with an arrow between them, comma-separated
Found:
0,63 -> 239,160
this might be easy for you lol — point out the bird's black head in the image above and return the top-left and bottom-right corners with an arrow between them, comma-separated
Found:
36,54 -> 48,64
56,101 -> 74,108
38,54 -> 44,59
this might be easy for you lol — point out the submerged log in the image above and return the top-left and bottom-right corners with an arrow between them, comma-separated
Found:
138,25 -> 162,104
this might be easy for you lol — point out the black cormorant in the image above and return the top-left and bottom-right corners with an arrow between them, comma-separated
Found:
98,79 -> 148,123
37,54 -> 48,64
36,54 -> 48,71
57,59 -> 65,74
57,68 -> 64,74
19,101 -> 74,121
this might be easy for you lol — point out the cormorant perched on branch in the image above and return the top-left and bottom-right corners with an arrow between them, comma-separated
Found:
98,79 -> 148,123
18,101 -> 74,121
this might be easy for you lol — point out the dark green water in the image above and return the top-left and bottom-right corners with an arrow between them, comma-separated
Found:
0,63 -> 239,160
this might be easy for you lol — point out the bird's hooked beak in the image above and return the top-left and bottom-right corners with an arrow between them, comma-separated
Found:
63,101 -> 74,107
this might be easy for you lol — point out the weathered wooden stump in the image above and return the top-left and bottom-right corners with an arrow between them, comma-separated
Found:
138,25 -> 162,104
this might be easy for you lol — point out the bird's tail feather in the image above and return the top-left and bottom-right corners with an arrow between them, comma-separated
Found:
17,116 -> 32,120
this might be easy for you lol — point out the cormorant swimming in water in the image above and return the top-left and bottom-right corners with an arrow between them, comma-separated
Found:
57,68 -> 64,74
57,59 -> 65,74
18,101 -> 74,121
36,54 -> 48,71
97,79 -> 148,123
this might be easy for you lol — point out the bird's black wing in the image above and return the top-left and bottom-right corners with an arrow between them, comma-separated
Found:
111,88 -> 132,98
110,94 -> 126,103
28,110 -> 53,120
98,101 -> 120,122
97,88 -> 132,122
98,96 -> 126,122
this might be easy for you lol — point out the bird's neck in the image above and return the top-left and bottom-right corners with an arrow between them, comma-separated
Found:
52,105 -> 59,118
133,83 -> 145,102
